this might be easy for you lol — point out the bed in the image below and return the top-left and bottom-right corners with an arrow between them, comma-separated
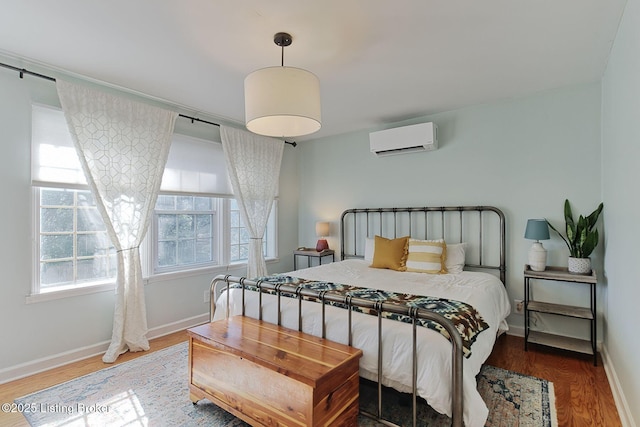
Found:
210,206 -> 511,427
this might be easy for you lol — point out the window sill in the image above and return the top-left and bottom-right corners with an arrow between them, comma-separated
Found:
25,257 -> 280,303
26,282 -> 116,304
146,257 -> 280,285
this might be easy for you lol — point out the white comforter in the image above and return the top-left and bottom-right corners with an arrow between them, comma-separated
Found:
213,259 -> 511,427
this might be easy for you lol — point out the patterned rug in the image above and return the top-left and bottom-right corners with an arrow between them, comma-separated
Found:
15,342 -> 556,427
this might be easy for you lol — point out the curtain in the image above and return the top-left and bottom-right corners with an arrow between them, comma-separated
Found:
56,80 -> 177,363
220,126 -> 284,278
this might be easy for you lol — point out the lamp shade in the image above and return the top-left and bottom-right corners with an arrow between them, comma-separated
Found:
524,219 -> 550,241
245,66 -> 321,138
315,221 -> 330,237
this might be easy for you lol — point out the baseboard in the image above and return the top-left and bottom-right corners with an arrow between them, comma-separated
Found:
601,344 -> 637,427
0,313 -> 209,385
507,324 -> 525,337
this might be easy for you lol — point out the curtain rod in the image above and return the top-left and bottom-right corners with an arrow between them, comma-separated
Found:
0,61 -> 297,147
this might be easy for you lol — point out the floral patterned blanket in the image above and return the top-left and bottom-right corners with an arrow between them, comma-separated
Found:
230,275 -> 489,358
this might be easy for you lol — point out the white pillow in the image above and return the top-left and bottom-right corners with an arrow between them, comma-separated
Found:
364,237 -> 375,262
445,242 -> 467,274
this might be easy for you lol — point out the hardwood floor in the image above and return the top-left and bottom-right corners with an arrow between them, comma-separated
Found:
0,331 -> 621,427
486,334 -> 621,427
0,331 -> 188,427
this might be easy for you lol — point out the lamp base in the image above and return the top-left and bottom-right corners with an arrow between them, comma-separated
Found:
528,242 -> 547,271
316,239 -> 329,252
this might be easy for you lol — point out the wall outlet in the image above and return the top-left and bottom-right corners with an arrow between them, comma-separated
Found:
204,290 -> 210,303
514,299 -> 524,313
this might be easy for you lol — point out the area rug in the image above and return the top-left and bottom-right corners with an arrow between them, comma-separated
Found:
16,342 -> 556,426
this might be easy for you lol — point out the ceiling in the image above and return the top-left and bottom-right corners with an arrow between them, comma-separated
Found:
0,1 -> 627,141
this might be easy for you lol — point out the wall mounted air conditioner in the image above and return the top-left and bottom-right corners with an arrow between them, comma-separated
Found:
369,122 -> 438,156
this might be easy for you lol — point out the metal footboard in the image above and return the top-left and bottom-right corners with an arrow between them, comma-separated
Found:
209,274 -> 464,427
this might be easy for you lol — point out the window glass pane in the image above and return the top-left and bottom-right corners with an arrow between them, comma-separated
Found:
230,210 -> 240,228
40,235 -> 73,259
156,195 -> 175,210
176,196 -> 193,211
77,190 -> 96,207
239,244 -> 249,261
230,245 -> 239,261
41,208 -> 73,232
77,208 -> 105,232
158,214 -> 177,239
178,240 -> 195,265
77,258 -> 112,282
196,215 -> 211,238
41,188 -> 74,206
40,261 -> 73,287
196,239 -> 212,263
158,240 -> 177,267
77,232 -> 110,257
194,197 -> 212,211
177,214 -> 195,239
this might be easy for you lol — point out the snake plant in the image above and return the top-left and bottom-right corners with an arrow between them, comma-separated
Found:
546,199 -> 604,259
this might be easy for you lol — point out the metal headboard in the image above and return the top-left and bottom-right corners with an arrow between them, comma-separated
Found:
340,206 -> 506,284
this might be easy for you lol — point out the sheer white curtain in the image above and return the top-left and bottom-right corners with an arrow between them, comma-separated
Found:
56,80 -> 177,363
220,126 -> 284,278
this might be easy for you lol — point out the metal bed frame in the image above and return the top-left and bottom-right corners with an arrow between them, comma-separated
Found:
210,205 -> 506,427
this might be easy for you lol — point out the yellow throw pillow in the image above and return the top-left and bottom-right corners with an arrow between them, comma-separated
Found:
370,235 -> 409,271
406,239 -> 448,274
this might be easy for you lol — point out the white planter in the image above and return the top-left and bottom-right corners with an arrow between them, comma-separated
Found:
568,257 -> 591,274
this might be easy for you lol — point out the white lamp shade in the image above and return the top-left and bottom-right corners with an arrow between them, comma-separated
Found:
245,66 -> 321,138
315,221 -> 330,237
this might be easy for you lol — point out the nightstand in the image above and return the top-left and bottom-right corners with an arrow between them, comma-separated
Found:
293,248 -> 335,270
524,265 -> 597,365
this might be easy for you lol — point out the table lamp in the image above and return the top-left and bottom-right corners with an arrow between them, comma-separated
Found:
315,221 -> 330,252
524,219 -> 550,271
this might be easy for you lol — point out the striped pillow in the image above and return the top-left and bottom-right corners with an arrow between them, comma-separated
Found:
406,239 -> 448,274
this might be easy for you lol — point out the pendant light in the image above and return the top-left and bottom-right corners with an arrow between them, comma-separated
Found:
244,32 -> 321,138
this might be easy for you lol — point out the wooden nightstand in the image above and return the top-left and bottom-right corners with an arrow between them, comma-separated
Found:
293,248 -> 335,270
524,265 -> 597,365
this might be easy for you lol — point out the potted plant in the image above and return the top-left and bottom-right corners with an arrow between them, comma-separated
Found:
546,199 -> 604,274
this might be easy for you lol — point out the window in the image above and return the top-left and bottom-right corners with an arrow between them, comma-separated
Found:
37,187 -> 116,290
153,195 -> 217,272
31,104 -> 278,297
151,196 -> 277,274
229,199 -> 276,263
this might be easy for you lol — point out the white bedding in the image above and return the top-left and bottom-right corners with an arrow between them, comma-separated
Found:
213,259 -> 511,427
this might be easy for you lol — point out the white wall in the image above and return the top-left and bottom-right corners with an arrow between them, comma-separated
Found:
0,60 -> 300,379
298,83 -> 603,340
601,0 -> 640,425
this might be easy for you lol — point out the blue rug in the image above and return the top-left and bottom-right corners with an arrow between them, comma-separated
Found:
15,342 -> 556,426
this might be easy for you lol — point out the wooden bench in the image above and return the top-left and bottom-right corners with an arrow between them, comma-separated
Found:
188,316 -> 363,426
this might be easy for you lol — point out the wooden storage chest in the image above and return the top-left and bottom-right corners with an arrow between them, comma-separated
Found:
188,316 -> 363,426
